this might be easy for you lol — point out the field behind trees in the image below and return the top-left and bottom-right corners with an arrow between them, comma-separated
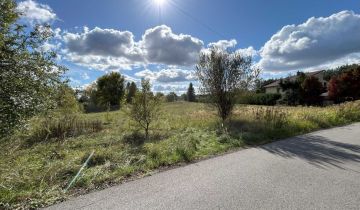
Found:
1,101 -> 360,209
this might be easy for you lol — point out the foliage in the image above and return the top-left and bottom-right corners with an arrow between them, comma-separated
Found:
26,114 -> 103,144
280,72 -> 324,106
180,93 -> 187,101
323,64 -> 360,81
237,93 -> 281,105
186,82 -> 196,102
1,101 -> 360,209
96,72 -> 125,107
301,76 -> 324,105
0,0 -> 66,138
328,66 -> 360,102
165,92 -> 178,102
126,82 -> 137,104
254,78 -> 277,93
195,48 -> 259,123
55,85 -> 81,114
279,72 -> 306,105
129,79 -> 161,139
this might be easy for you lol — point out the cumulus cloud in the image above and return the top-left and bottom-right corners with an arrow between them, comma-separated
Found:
16,0 -> 57,24
62,25 -> 204,70
141,25 -> 204,66
208,39 -> 237,50
259,10 -> 360,71
236,46 -> 258,57
135,68 -> 195,83
63,27 -> 142,59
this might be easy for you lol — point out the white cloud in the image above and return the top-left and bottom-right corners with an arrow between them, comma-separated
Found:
208,39 -> 237,50
135,68 -> 195,83
141,25 -> 204,66
81,72 -> 90,80
16,0 -> 57,24
236,46 -> 258,57
62,25 -> 204,71
259,10 -> 360,72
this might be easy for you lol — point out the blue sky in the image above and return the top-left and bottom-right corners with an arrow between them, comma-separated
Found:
16,0 -> 360,93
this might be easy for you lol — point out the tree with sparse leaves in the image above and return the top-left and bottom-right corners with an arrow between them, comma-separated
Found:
195,48 -> 259,126
187,82 -> 196,102
129,79 -> 161,140
0,0 -> 66,137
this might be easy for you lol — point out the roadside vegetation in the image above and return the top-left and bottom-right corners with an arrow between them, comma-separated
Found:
2,0 -> 360,209
1,101 -> 360,209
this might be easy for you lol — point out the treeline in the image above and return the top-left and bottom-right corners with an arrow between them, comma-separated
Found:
77,73 -> 198,113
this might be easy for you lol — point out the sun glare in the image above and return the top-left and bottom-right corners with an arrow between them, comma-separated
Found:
154,0 -> 166,6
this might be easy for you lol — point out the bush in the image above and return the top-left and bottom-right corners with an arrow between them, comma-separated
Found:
237,93 -> 281,105
27,114 -> 103,144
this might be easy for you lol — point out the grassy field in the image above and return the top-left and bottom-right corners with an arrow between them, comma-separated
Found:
1,101 -> 360,209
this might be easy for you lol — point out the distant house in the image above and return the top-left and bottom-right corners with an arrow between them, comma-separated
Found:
264,70 -> 328,95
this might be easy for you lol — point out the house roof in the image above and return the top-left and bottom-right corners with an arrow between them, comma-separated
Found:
264,70 -> 324,88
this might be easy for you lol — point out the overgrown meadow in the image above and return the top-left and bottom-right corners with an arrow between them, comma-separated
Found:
1,101 -> 360,209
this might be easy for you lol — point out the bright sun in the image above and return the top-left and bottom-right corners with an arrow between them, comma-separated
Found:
154,0 -> 166,6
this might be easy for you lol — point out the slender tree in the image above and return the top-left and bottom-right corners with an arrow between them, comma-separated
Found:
129,79 -> 160,140
187,83 -> 196,102
195,48 -> 259,126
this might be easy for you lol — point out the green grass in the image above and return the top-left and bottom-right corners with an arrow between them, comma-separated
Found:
1,101 -> 360,209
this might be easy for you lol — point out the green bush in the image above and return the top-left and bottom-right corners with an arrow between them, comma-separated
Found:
237,93 -> 281,105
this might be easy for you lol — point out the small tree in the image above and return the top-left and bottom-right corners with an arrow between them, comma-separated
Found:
130,79 -> 160,140
195,48 -> 259,126
96,72 -> 125,108
187,83 -> 196,102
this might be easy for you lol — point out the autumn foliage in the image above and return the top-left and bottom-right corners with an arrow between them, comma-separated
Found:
328,66 -> 360,102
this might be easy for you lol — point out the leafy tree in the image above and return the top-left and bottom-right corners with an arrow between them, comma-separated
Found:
328,66 -> 360,102
180,93 -> 187,101
301,76 -> 324,105
126,82 -> 137,104
129,79 -> 160,140
323,64 -> 360,81
55,85 -> 81,113
195,48 -> 259,125
166,92 -> 178,102
187,82 -> 196,102
0,0 -> 66,137
96,72 -> 125,108
279,72 -> 307,105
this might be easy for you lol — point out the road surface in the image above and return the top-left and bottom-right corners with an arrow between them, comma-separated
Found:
47,123 -> 360,210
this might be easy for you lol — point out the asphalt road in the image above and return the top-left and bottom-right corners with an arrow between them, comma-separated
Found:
47,123 -> 360,210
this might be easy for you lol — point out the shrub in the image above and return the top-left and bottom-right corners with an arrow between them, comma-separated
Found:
27,114 -> 103,144
237,93 -> 281,105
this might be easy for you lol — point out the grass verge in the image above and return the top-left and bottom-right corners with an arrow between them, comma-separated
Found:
1,101 -> 360,209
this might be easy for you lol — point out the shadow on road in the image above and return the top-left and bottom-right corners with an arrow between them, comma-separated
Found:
260,135 -> 360,169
